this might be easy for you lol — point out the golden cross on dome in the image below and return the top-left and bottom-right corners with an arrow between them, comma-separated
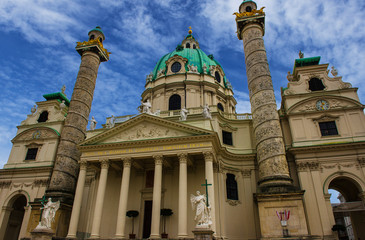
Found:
188,26 -> 192,34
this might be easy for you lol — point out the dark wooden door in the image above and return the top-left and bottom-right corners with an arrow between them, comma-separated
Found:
142,200 -> 153,238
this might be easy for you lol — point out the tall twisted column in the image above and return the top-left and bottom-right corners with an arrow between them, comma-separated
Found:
115,157 -> 132,239
178,153 -> 188,238
67,160 -> 88,238
235,4 -> 292,191
47,27 -> 109,202
150,155 -> 163,239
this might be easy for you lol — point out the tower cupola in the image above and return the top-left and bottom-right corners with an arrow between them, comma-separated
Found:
239,0 -> 257,14
88,26 -> 105,43
181,27 -> 200,49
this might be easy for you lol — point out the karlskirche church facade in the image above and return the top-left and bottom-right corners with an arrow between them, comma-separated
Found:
1,1 -> 365,240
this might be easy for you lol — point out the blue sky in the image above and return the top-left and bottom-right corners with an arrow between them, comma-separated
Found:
1,0 -> 365,181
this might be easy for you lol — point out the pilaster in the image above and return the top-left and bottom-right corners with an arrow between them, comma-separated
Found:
150,155 -> 163,239
178,153 -> 188,239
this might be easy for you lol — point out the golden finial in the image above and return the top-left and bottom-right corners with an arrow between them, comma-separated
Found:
188,26 -> 192,34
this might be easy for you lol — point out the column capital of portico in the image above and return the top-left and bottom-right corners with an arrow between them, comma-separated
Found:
100,158 -> 110,169
203,151 -> 214,162
178,153 -> 188,163
78,160 -> 88,170
153,155 -> 164,165
121,157 -> 132,168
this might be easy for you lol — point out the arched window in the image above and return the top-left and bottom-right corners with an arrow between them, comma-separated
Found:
169,94 -> 181,110
99,37 -> 103,43
193,45 -> 196,49
186,43 -> 190,48
217,103 -> 224,112
246,6 -> 252,12
215,72 -> 221,83
89,35 -> 95,40
226,173 -> 238,200
308,78 -> 325,91
37,111 -> 48,123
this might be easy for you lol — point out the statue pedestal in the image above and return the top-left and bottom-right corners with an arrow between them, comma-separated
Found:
31,227 -> 55,240
192,227 -> 214,240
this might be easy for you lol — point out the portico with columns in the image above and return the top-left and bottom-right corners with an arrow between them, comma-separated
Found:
65,113 -> 257,239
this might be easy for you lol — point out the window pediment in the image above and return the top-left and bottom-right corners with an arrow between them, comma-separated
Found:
165,55 -> 188,75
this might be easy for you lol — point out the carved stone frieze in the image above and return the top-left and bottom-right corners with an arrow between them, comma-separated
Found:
254,122 -> 282,144
247,64 -> 271,85
256,139 -> 285,163
241,27 -> 263,45
226,199 -> 241,206
296,162 -> 308,172
14,128 -> 59,142
242,169 -> 251,177
250,90 -> 276,111
0,181 -> 11,189
258,156 -> 289,179
248,76 -> 273,98
358,157 -> 365,167
105,123 -> 186,143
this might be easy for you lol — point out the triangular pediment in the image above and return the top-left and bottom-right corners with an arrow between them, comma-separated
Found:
81,114 -> 214,146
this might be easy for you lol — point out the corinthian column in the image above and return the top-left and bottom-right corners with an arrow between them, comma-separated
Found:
47,27 -> 109,202
178,153 -> 188,238
67,160 -> 88,238
90,159 -> 109,239
203,151 -> 216,233
115,157 -> 132,239
150,155 -> 163,239
235,2 -> 293,191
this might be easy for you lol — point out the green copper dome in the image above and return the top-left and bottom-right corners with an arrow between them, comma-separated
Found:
88,26 -> 105,39
151,46 -> 230,88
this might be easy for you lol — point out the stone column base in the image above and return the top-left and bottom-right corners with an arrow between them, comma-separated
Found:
255,191 -> 308,238
192,227 -> 214,240
31,228 -> 54,240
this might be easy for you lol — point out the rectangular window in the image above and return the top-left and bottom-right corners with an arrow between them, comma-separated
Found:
226,173 -> 238,200
319,121 -> 338,136
25,148 -> 38,160
222,131 -> 233,145
145,170 -> 154,188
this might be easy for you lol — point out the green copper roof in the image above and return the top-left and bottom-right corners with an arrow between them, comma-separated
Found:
295,56 -> 321,68
88,26 -> 105,39
43,92 -> 70,106
151,48 -> 229,88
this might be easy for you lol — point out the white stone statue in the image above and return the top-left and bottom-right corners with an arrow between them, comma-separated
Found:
188,64 -> 198,73
106,115 -> 115,129
299,50 -> 304,59
209,65 -> 216,75
202,63 -> 208,74
36,198 -> 60,229
61,85 -> 66,95
141,100 -> 152,114
190,191 -> 212,227
202,104 -> 212,120
89,116 -> 97,130
331,66 -> 338,77
286,71 -> 293,82
180,107 -> 188,121
59,100 -> 66,111
31,105 -> 37,115
146,72 -> 153,82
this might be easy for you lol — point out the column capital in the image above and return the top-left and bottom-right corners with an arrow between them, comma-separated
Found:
153,155 -> 164,165
203,151 -> 214,162
122,157 -> 132,168
100,159 -> 109,169
178,153 -> 188,163
79,160 -> 88,170
324,193 -> 331,201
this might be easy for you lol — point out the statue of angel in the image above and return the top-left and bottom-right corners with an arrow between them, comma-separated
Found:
89,116 -> 97,130
202,104 -> 212,120
141,100 -> 152,114
106,115 -> 115,129
190,191 -> 211,227
40,198 -> 60,229
331,66 -> 338,77
180,107 -> 188,121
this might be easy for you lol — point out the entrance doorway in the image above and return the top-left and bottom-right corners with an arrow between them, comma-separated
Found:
4,195 -> 27,240
329,177 -> 365,240
142,200 -> 152,238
